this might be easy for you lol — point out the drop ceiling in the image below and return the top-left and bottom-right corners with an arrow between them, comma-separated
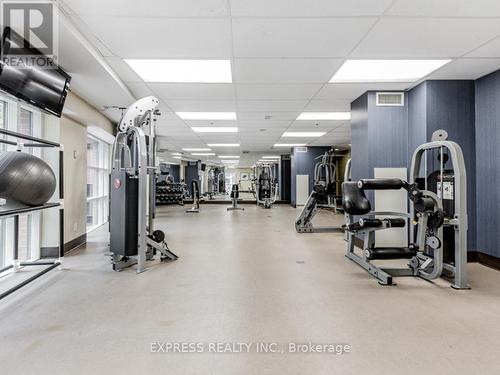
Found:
57,0 -> 500,166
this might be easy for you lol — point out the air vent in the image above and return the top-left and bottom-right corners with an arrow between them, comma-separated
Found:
376,92 -> 404,106
296,147 -> 308,153
242,150 -> 250,154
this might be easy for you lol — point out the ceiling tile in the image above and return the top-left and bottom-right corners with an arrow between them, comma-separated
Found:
303,99 -> 351,112
352,18 -> 500,58
232,18 -> 376,58
466,37 -> 500,58
166,100 -> 236,111
63,0 -> 228,17
237,100 -> 308,112
149,83 -> 235,100
237,120 -> 291,129
184,120 -> 238,127
236,112 -> 299,121
81,16 -> 232,58
388,0 -> 500,17
233,58 -> 344,84
426,58 -> 500,79
230,0 -> 393,17
236,84 -> 322,100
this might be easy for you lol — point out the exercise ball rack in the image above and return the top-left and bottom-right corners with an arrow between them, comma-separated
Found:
0,128 -> 64,301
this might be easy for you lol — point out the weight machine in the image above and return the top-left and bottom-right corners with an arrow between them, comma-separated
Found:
295,151 -> 347,233
343,130 -> 469,288
186,180 -> 201,213
254,163 -> 278,209
109,96 -> 178,273
227,184 -> 244,211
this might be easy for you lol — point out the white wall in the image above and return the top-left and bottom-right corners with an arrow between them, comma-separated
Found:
60,93 -> 114,245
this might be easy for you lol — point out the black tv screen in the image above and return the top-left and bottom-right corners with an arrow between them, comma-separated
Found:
0,27 -> 71,117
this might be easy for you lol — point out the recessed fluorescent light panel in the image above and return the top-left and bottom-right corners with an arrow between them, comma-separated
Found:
262,156 -> 281,159
191,153 -> 216,156
282,132 -> 326,137
207,143 -> 240,147
330,59 -> 450,83
221,160 -> 239,163
177,112 -> 237,120
274,143 -> 307,147
218,156 -> 240,159
125,59 -> 232,83
172,156 -> 182,159
191,127 -> 238,133
182,148 -> 211,151
171,152 -> 182,156
297,112 -> 351,121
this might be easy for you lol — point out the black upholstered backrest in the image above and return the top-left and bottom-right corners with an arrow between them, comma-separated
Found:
342,181 -> 371,215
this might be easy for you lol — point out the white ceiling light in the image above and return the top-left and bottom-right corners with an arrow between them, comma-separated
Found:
182,148 -> 211,151
191,127 -> 238,133
172,156 -> 182,159
282,132 -> 326,137
207,143 -> 240,147
221,160 -> 239,163
124,59 -> 232,83
297,112 -> 351,121
218,156 -> 240,159
177,112 -> 237,120
258,160 -> 278,163
262,156 -> 281,159
171,152 -> 182,156
274,143 -> 307,147
330,59 -> 450,83
191,153 -> 216,156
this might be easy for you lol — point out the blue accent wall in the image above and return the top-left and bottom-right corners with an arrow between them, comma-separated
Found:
425,80 -> 477,250
475,70 -> 500,257
367,91 -> 409,171
185,163 -> 199,196
290,146 -> 331,207
408,82 -> 427,166
350,81 -> 477,251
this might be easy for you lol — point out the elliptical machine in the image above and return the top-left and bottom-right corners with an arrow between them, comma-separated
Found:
227,184 -> 244,211
109,96 -> 178,273
254,163 -> 278,209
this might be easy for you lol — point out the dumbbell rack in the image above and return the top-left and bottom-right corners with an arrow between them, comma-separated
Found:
155,181 -> 186,205
0,128 -> 64,301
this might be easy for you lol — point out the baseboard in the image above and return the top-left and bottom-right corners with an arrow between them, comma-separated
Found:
467,251 -> 500,271
41,233 -> 87,257
64,233 -> 87,254
40,246 -> 59,258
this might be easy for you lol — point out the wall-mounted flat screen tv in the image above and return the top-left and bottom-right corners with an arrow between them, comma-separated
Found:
0,27 -> 71,117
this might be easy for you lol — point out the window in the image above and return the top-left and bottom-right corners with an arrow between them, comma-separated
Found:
86,135 -> 110,232
0,100 -> 6,268
0,102 -> 42,269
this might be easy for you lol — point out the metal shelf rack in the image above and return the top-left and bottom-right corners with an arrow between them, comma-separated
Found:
0,128 -> 64,301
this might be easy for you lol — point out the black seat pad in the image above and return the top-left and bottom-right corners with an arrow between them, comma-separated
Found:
365,247 -> 417,260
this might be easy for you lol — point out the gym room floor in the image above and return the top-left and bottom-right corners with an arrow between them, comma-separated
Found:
1,205 -> 499,375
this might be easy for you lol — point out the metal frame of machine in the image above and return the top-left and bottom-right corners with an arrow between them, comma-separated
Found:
295,152 -> 349,233
254,162 -> 278,208
110,96 -> 178,273
343,130 -> 469,289
227,184 -> 244,211
186,180 -> 201,213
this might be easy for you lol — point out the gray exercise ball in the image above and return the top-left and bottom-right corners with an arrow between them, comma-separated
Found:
0,151 -> 57,206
